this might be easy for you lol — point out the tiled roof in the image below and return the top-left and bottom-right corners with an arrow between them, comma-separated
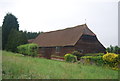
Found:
32,24 -> 95,47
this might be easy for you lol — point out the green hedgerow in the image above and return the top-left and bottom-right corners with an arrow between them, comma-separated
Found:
17,43 -> 38,57
80,56 -> 104,65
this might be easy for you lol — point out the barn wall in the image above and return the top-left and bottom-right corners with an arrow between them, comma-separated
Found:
38,35 -> 106,58
75,35 -> 106,54
38,47 -> 52,59
38,46 -> 75,57
58,46 -> 75,56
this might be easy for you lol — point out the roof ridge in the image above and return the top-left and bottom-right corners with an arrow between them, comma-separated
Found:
42,24 -> 86,34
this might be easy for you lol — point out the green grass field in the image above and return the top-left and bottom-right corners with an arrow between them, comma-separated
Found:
2,51 -> 118,79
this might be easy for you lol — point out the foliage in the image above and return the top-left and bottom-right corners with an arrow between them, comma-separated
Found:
72,51 -> 82,60
85,53 -> 105,56
103,53 -> 118,62
2,51 -> 118,79
2,13 -> 19,49
17,43 -> 38,57
106,45 -> 120,54
5,29 -> 28,52
81,56 -> 104,65
102,53 -> 120,69
81,52 -> 120,70
64,53 -> 77,62
22,31 -> 43,40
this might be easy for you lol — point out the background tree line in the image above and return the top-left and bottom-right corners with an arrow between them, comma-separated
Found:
2,13 -> 42,52
21,31 -> 43,40
106,45 -> 120,54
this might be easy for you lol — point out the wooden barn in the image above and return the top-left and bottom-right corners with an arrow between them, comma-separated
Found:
32,24 -> 106,59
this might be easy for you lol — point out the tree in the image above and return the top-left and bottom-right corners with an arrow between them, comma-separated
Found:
5,29 -> 28,52
106,45 -> 120,54
23,31 -> 43,39
2,13 -> 19,49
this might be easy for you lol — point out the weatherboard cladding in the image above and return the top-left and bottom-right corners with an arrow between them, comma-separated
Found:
32,24 -> 96,47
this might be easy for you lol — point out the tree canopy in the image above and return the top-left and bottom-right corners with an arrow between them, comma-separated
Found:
5,29 -> 28,52
23,31 -> 43,40
2,13 -> 19,49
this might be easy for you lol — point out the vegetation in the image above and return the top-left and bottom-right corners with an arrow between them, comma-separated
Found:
2,51 -> 118,79
103,53 -> 120,69
106,45 -> 120,54
64,53 -> 77,62
5,29 -> 28,52
2,13 -> 19,49
80,52 -> 120,70
81,55 -> 104,66
17,43 -> 38,57
72,51 -> 83,60
22,31 -> 43,40
84,53 -> 105,56
2,13 -> 28,52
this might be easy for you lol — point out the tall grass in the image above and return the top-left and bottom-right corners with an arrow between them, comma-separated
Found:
2,51 -> 118,79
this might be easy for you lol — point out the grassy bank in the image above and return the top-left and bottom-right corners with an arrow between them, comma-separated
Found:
2,51 -> 118,79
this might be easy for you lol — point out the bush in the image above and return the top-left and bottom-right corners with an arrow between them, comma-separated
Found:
102,53 -> 120,69
103,53 -> 118,63
81,56 -> 104,65
85,53 -> 105,56
72,51 -> 82,60
17,43 -> 38,57
64,53 -> 77,62
80,52 -> 120,70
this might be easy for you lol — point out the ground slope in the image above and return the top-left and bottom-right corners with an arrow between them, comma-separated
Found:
2,51 -> 118,79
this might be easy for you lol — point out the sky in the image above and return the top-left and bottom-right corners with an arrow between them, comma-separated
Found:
0,0 -> 119,47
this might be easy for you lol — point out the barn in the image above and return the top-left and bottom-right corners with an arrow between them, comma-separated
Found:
32,24 -> 106,59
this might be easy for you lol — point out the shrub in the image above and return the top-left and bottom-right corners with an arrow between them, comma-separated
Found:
72,51 -> 82,60
103,53 -> 118,63
81,56 -> 104,65
17,43 -> 38,57
85,53 -> 105,56
64,53 -> 77,62
102,53 -> 120,69
80,53 -> 120,70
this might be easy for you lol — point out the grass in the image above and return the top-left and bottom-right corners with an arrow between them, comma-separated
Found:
2,51 -> 118,79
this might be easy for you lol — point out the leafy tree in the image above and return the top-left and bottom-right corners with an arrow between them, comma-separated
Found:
110,45 -> 114,53
23,31 -> 43,39
106,45 -> 120,54
2,13 -> 19,49
106,47 -> 110,53
5,29 -> 28,52
114,46 -> 119,54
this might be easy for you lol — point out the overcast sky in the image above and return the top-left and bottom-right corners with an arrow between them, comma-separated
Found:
0,0 -> 119,47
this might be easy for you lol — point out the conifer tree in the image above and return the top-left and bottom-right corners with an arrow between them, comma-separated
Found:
5,29 -> 28,52
2,13 -> 19,49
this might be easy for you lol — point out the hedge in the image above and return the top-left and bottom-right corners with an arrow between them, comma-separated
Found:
17,43 -> 38,57
81,56 -> 104,65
